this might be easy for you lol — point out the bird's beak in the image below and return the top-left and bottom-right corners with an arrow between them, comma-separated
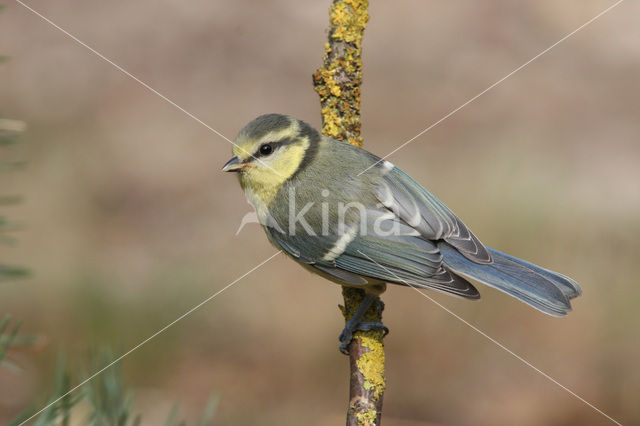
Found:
222,156 -> 244,172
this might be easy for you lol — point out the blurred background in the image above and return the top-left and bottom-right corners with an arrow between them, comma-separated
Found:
1,0 -> 639,424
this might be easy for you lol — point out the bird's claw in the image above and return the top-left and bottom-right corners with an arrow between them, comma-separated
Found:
338,329 -> 353,355
338,321 -> 389,355
356,321 -> 389,336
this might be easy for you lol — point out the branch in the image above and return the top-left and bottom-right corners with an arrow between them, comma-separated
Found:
340,287 -> 385,426
313,0 -> 367,147
314,2 -> 386,425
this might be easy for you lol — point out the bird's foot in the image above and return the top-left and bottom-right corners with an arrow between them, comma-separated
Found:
356,321 -> 389,335
338,321 -> 389,355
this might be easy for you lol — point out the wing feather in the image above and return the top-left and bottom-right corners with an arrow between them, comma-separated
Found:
265,209 -> 480,299
376,166 -> 492,264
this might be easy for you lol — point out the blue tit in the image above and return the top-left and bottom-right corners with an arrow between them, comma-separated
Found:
223,114 -> 581,353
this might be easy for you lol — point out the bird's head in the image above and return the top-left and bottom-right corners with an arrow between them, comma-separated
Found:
222,114 -> 319,203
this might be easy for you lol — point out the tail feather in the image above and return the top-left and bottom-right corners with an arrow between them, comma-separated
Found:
438,243 -> 581,316
489,249 -> 582,300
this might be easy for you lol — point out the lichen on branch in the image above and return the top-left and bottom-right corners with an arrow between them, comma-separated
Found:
340,287 -> 386,426
313,0 -> 369,147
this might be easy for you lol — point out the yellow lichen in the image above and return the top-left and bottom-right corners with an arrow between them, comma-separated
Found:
356,333 -> 386,400
340,288 -> 386,402
314,0 -> 368,147
320,106 -> 343,138
356,408 -> 378,426
330,0 -> 369,44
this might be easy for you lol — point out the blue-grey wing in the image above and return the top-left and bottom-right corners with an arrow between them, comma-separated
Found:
333,210 -> 479,298
265,226 -> 370,286
374,164 -> 492,264
265,210 -> 480,299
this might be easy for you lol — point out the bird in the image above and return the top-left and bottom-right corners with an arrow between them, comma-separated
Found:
222,113 -> 582,353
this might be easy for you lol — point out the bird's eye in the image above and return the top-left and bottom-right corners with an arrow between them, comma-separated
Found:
259,143 -> 273,156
